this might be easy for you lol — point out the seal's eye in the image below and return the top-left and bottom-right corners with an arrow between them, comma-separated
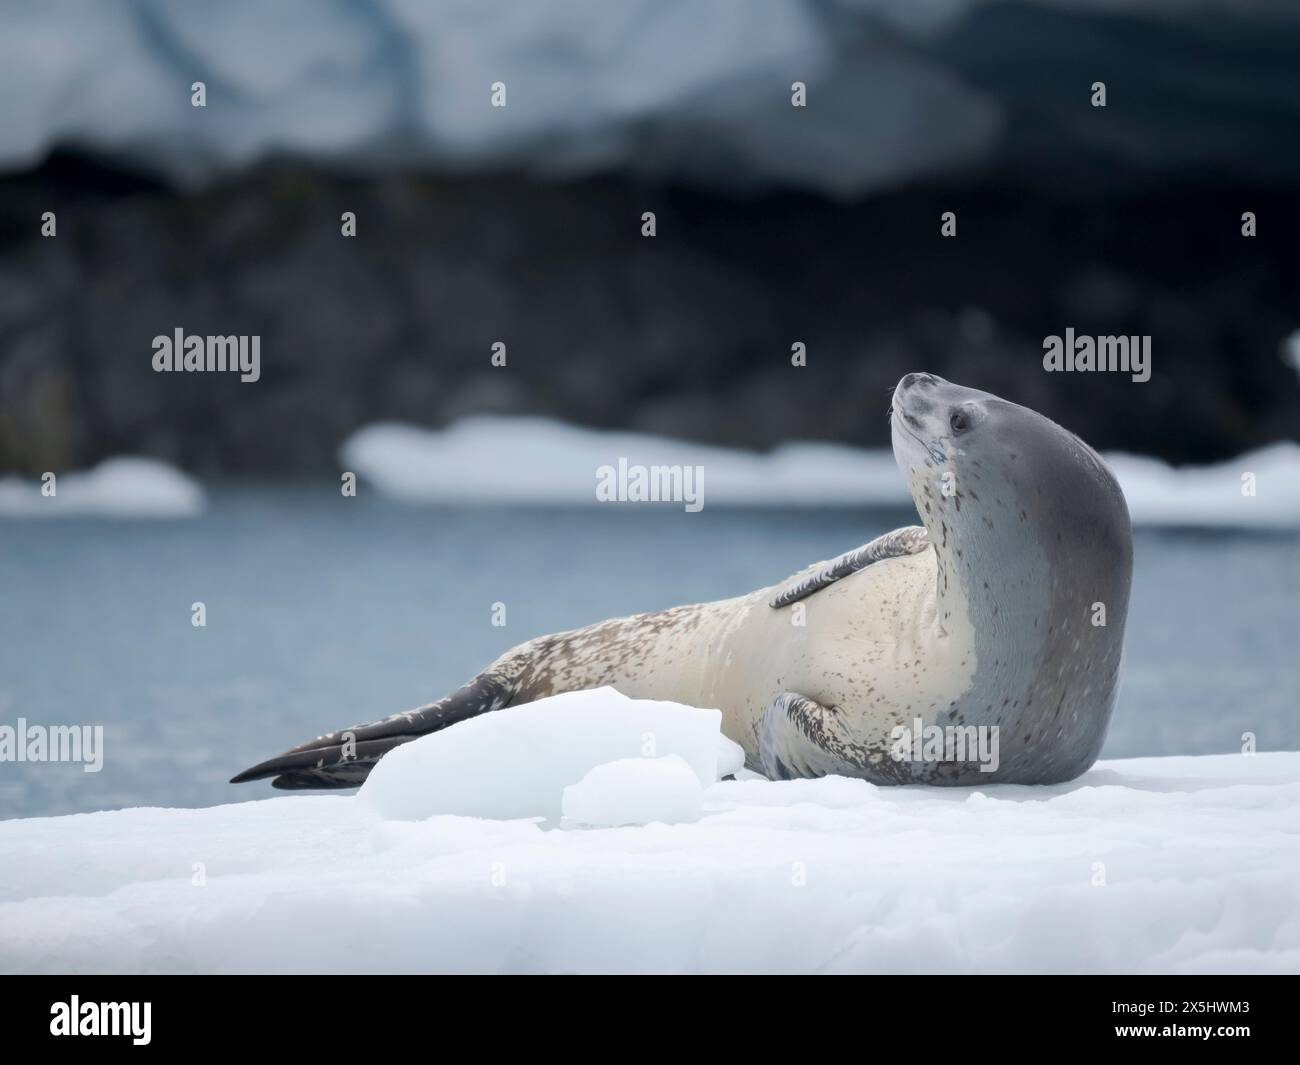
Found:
949,409 -> 971,433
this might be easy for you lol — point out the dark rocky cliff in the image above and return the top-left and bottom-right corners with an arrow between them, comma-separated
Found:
1,154 -> 1296,476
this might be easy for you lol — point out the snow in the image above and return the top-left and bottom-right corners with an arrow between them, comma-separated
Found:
562,755 -> 703,827
5,419 -> 1291,527
357,687 -> 730,821
341,416 -> 1300,527
0,457 -> 205,519
4,1 -> 1294,197
341,417 -> 903,507
1107,444 -> 1300,529
3,421 -> 1292,528
0,688 -> 1296,974
0,0 -> 996,195
7,0 -> 1291,195
5,419 -> 1291,528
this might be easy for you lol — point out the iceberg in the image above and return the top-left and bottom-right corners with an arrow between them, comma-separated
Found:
357,686 -> 731,821
562,754 -> 704,827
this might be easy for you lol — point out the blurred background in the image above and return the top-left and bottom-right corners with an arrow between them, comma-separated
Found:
0,0 -> 1297,817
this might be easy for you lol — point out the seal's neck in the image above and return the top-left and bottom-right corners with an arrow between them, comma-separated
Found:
910,444 -> 1132,702
908,462 -> 1054,685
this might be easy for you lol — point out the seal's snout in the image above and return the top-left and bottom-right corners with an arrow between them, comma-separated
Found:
898,371 -> 943,391
893,372 -> 945,422
893,372 -> 946,416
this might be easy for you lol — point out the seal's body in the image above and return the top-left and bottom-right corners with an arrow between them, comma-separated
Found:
233,374 -> 1132,789
480,536 -> 959,778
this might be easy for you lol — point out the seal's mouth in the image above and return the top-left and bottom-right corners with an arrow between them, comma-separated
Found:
890,402 -> 945,465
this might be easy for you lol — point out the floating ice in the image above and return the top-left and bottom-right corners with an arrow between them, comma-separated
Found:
357,686 -> 726,821
0,457 -> 206,519
342,417 -> 913,507
716,732 -> 746,779
562,754 -> 703,827
1106,444 -> 1300,529
341,416 -> 1300,527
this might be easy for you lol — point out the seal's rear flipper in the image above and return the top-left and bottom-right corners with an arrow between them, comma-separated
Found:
265,764 -> 373,790
229,669 -> 518,789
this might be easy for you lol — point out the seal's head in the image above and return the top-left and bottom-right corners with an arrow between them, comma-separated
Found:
890,372 -> 1133,783
890,371 -> 998,475
890,371 -> 1130,560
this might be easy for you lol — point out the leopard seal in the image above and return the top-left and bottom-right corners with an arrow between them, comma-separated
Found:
232,372 -> 1132,789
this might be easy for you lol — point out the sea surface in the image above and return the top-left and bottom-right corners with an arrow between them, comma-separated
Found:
2,490 -> 1297,818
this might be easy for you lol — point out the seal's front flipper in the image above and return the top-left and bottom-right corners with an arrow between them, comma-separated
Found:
758,692 -> 871,780
769,525 -> 929,608
229,669 -> 518,789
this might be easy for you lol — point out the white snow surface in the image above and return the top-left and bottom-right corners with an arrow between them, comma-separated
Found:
342,416 -> 1300,527
0,457 -> 205,518
0,688 -> 1297,974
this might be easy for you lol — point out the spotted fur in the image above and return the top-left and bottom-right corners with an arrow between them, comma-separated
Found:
232,374 -> 1132,790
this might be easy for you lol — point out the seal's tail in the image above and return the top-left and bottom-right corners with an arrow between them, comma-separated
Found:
229,669 -> 519,789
